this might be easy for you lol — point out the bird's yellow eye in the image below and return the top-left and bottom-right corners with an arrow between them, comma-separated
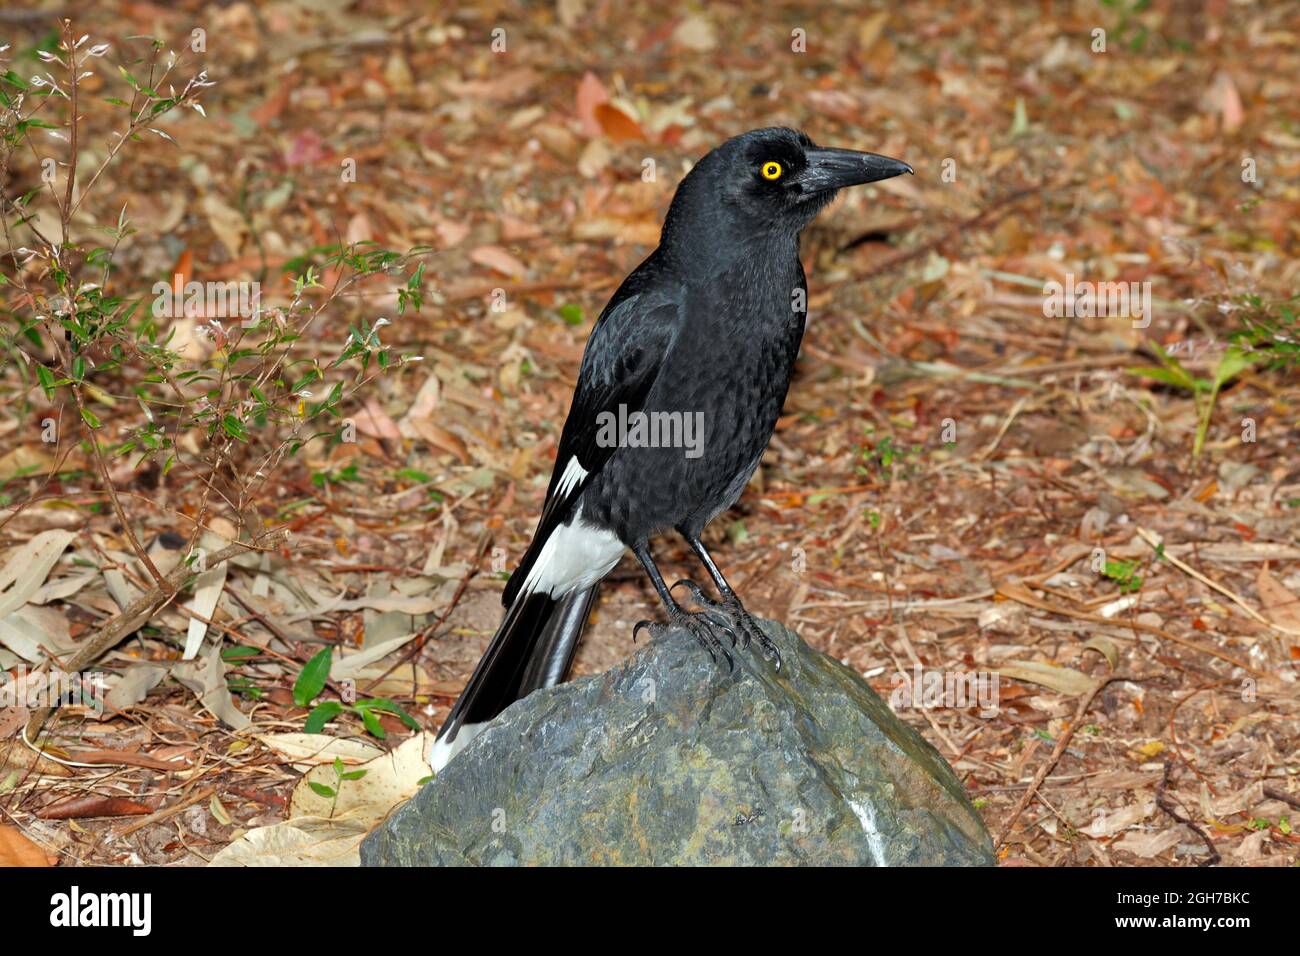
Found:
761,161 -> 783,180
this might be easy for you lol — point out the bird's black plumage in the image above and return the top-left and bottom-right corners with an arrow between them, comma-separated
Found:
432,127 -> 912,770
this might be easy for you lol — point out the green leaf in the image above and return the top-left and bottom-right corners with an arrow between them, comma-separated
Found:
289,369 -> 320,394
221,414 -> 248,441
308,781 -> 336,799
292,647 -> 332,707
357,705 -> 387,739
15,118 -> 57,134
558,303 -> 584,325
80,408 -> 101,429
359,697 -> 421,730
303,700 -> 344,733
1127,365 -> 1195,390
1213,345 -> 1256,389
395,468 -> 432,483
35,364 -> 56,397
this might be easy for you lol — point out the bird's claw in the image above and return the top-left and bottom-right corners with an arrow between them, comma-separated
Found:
670,580 -> 740,645
673,581 -> 782,671
635,605 -> 735,671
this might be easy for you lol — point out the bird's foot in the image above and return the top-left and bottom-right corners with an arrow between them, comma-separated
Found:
671,580 -> 782,670
634,605 -> 736,671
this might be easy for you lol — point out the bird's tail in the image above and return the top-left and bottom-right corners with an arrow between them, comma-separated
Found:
430,584 -> 598,772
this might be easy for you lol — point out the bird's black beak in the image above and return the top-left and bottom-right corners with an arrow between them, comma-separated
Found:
799,147 -> 913,195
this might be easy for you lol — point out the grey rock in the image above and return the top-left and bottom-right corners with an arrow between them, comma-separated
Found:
362,619 -> 994,866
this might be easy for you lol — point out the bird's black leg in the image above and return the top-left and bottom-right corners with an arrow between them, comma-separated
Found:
673,536 -> 782,670
632,544 -> 736,670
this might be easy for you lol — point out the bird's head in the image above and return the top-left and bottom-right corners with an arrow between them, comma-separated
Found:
666,127 -> 913,241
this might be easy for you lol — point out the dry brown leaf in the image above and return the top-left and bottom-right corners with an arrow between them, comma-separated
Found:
469,244 -> 527,277
1206,70 -> 1244,132
71,749 -> 190,772
37,795 -> 155,820
0,445 -> 56,481
0,741 -> 73,778
256,733 -> 383,770
288,731 -> 433,822
594,103 -> 645,143
354,398 -> 402,441
995,660 -> 1099,696
1256,567 -> 1300,631
443,68 -> 541,102
575,71 -> 608,136
209,813 -> 371,866
201,193 -> 247,258
0,825 -> 52,866
1082,635 -> 1120,669
857,11 -> 890,51
1113,827 -> 1182,859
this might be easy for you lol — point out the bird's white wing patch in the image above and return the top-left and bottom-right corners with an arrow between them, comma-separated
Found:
520,504 -> 624,599
555,455 -> 588,499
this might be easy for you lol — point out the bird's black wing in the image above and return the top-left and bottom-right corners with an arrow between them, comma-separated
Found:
502,275 -> 681,606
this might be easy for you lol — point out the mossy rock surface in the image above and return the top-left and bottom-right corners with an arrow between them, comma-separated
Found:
362,620 -> 994,866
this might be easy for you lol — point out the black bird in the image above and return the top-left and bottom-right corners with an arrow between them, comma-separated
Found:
431,127 -> 911,771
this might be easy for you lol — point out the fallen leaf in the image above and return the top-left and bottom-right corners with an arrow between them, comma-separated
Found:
172,642 -> 250,731
289,731 -> 433,822
0,825 -> 52,866
1113,827 -> 1182,859
995,660 -> 1099,696
256,733 -> 383,770
354,398 -> 402,441
37,795 -> 155,820
71,749 -> 189,771
201,193 -> 247,258
594,102 -> 645,142
577,138 -> 612,178
1205,70 -> 1244,132
0,445 -> 55,482
208,813 -> 370,866
0,529 -> 78,618
469,244 -> 527,277
1256,567 -> 1300,631
857,11 -> 890,51
105,663 -> 169,711
1131,740 -> 1165,759
332,632 -> 419,680
575,71 -> 609,136
1082,635 -> 1120,670
183,561 -> 229,660
1083,796 -> 1155,837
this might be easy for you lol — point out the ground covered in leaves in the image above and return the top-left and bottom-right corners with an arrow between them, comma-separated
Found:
1,1 -> 1298,867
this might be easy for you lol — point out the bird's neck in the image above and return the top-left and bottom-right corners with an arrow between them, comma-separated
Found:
660,219 -> 802,277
